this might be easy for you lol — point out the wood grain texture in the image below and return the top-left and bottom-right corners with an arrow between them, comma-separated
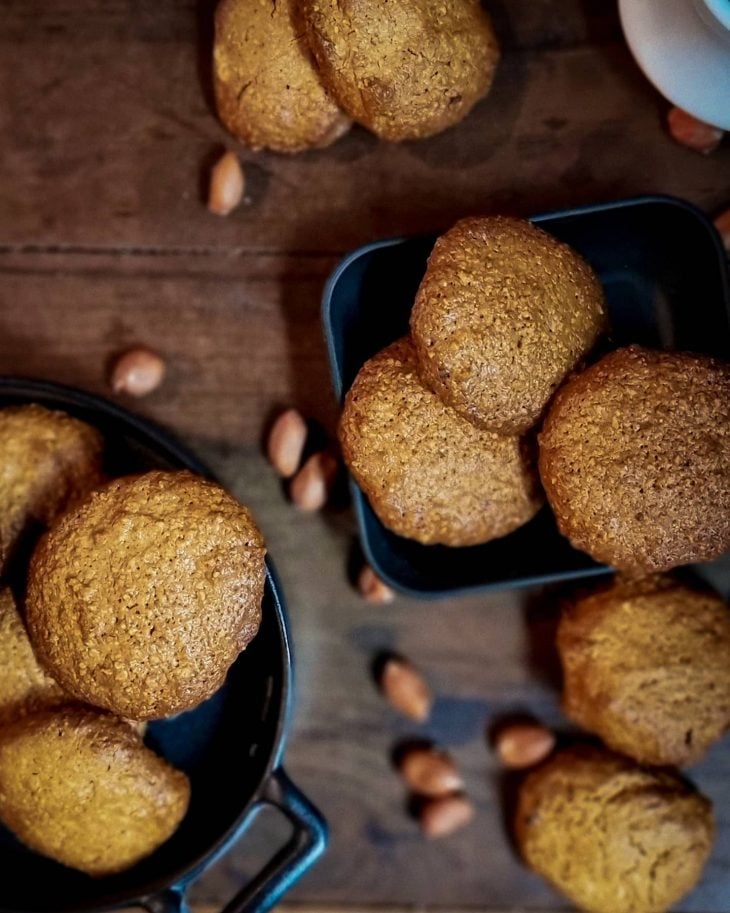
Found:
0,1 -> 728,255
122,907 -> 545,913
119,903 -> 564,913
0,250 -> 340,444
0,0 -> 729,910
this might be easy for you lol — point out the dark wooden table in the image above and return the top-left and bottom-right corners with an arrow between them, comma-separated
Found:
2,2 -> 730,910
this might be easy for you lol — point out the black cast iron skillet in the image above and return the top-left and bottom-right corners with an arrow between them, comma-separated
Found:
0,377 -> 327,913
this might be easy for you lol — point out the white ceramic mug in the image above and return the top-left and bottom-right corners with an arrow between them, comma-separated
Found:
620,0 -> 730,130
697,0 -> 730,35
696,0 -> 730,34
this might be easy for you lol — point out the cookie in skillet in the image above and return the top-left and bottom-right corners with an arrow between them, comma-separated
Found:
0,404 -> 103,575
0,586 -> 66,725
26,470 -> 266,720
0,707 -> 189,875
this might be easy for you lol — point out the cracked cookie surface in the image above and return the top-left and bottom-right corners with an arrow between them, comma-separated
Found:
539,346 -> 730,573
410,217 -> 606,434
0,707 -> 189,875
0,586 -> 66,725
26,470 -> 266,720
214,0 -> 350,152
558,575 -> 730,766
339,337 -> 542,546
516,745 -> 714,913
0,404 -> 103,575
300,0 -> 499,140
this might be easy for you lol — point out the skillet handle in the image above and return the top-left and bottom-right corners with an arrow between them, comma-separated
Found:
143,768 -> 326,913
144,887 -> 190,913
221,767 -> 328,913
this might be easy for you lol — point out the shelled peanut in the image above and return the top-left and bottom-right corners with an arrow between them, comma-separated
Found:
109,348 -> 166,397
290,451 -> 339,512
358,565 -> 395,604
667,107 -> 723,154
493,720 -> 555,770
265,408 -> 339,511
379,656 -> 433,722
267,409 -> 307,478
420,795 -> 475,838
208,150 -> 245,216
399,745 -> 463,798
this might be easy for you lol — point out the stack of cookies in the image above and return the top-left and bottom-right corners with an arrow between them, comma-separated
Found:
518,338 -> 729,911
340,213 -> 730,913
515,572 -> 730,913
212,0 -> 501,152
0,404 -> 267,876
340,216 -> 607,547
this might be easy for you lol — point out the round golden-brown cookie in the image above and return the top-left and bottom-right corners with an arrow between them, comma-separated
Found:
300,0 -> 499,141
538,346 -> 730,574
0,707 -> 189,876
515,746 -> 714,913
410,217 -> 607,434
558,576 -> 730,767
0,587 -> 66,724
339,337 -> 542,546
0,404 -> 103,575
26,471 -> 266,720
214,0 -> 350,153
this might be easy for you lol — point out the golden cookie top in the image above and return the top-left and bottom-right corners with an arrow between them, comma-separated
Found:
559,575 -> 730,766
0,404 -> 103,574
26,470 -> 266,720
539,345 -> 730,573
339,337 -> 542,546
0,587 -> 66,724
300,0 -> 499,140
214,0 -> 350,152
0,707 -> 189,875
410,217 -> 606,433
516,745 -> 714,913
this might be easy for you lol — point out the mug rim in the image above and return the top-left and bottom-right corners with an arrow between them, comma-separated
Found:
695,0 -> 730,34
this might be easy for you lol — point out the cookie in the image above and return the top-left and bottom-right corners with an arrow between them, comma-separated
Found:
0,707 -> 189,876
0,586 -> 66,724
339,337 -> 542,546
300,0 -> 499,140
539,346 -> 730,573
214,0 -> 350,152
410,217 -> 606,434
0,404 -> 103,575
558,576 -> 730,766
516,746 -> 714,913
26,471 -> 266,720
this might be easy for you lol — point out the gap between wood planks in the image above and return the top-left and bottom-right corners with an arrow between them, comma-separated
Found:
118,906 -> 711,913
118,907 -> 563,913
0,243 -> 343,261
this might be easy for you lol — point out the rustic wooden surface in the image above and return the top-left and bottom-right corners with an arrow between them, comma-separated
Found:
1,1 -> 730,911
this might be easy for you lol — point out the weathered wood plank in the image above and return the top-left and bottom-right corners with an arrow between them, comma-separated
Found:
1,1 -> 729,910
0,0 -> 622,52
1,15 -> 728,254
0,251 -> 340,444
